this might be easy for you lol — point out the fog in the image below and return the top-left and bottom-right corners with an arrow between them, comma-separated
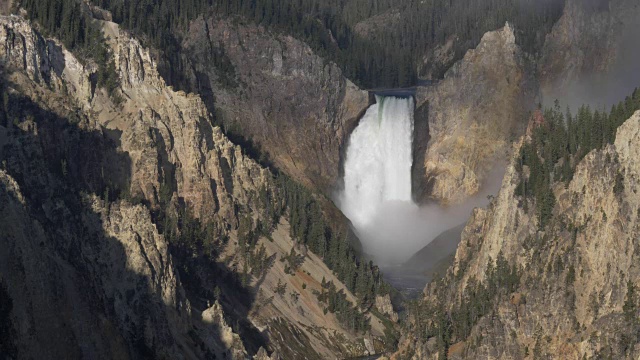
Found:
336,0 -> 640,268
338,95 -> 505,265
543,15 -> 640,111
349,165 -> 504,266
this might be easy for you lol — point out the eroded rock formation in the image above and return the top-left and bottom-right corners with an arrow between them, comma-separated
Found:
397,111 -> 640,359
414,23 -> 535,205
181,17 -> 370,192
0,14 -> 391,359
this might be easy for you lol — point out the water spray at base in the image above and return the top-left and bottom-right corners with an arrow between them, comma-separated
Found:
339,95 -> 502,265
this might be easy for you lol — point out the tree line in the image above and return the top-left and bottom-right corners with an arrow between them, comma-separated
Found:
410,252 -> 521,358
276,174 -> 389,308
516,89 -> 640,226
154,173 -> 387,332
316,277 -> 370,332
85,0 -> 565,89
406,88 -> 640,358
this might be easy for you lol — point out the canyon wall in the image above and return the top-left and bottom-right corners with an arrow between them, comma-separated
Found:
0,14 -> 390,359
181,17 -> 370,192
413,23 -> 536,205
397,111 -> 640,359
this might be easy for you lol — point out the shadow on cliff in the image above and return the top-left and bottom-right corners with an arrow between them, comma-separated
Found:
165,210 -> 269,356
0,70 -> 267,357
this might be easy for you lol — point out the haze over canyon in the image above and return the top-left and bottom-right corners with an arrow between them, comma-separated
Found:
1,0 -> 640,359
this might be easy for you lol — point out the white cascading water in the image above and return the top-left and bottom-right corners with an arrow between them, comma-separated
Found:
339,95 -> 427,265
340,95 -> 415,226
339,95 -> 503,267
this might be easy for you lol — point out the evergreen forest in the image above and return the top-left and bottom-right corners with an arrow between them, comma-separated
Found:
25,0 -> 565,89
516,89 -> 640,227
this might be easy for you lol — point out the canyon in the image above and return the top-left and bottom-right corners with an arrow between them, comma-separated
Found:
1,0 -> 639,358
0,13 -> 393,359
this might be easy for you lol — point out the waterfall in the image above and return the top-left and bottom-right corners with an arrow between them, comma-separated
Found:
338,95 -> 501,266
339,95 -> 415,227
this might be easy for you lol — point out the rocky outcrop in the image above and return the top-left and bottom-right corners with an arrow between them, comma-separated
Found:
0,14 -> 391,359
1,15 -> 275,225
414,23 -> 535,205
0,14 -> 94,106
398,111 -> 640,359
375,294 -> 399,323
0,16 -> 252,355
241,219 -> 391,359
181,17 -> 370,192
201,301 -> 248,359
412,0 -> 639,206
0,166 -> 245,359
102,21 -> 276,225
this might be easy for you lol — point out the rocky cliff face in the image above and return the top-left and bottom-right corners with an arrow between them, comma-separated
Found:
0,165 -> 246,359
0,14 -> 390,359
0,14 -> 257,359
397,111 -> 640,359
413,0 -> 640,207
181,16 -> 370,192
413,23 -> 536,205
0,11 -> 277,235
105,21 -> 276,226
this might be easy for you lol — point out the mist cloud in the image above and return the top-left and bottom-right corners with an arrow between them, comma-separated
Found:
543,12 -> 640,110
351,164 -> 505,265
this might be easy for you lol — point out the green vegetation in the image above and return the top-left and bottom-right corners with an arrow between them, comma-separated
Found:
516,90 -> 640,227
249,244 -> 273,276
146,170 -> 388,332
450,253 -> 520,340
624,281 -> 638,323
565,264 -> 575,286
622,281 -> 640,354
407,88 -> 640,358
276,174 -> 387,307
411,252 -> 521,357
21,0 -> 120,100
274,279 -> 287,296
22,0 -> 98,52
283,247 -> 304,275
317,279 -> 369,332
614,171 -> 625,196
88,0 -> 565,88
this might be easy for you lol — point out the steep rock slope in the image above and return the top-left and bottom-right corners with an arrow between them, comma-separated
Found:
0,14 -> 390,359
413,0 -> 639,206
0,171 -> 221,359
104,21 -> 276,225
181,16 -> 370,192
232,219 -> 391,358
0,14 -> 257,359
0,14 -> 274,224
397,111 -> 640,359
413,23 -> 535,205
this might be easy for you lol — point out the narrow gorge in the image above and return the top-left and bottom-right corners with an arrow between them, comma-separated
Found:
2,0 -> 640,359
339,93 -> 502,293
